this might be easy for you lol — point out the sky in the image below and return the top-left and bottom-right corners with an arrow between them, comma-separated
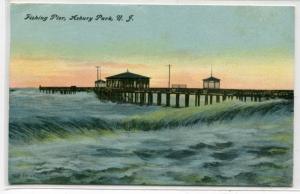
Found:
10,4 -> 294,89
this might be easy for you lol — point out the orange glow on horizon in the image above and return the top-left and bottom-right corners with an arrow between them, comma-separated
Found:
10,56 -> 294,90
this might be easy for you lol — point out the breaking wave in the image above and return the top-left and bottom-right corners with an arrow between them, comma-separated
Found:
9,98 -> 293,143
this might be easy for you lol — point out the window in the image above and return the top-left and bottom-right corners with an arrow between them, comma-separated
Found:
209,81 -> 214,88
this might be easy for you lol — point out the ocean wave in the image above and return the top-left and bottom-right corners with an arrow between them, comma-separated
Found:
125,99 -> 293,129
9,99 -> 293,143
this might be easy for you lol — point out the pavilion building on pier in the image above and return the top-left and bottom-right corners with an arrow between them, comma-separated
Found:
106,70 -> 150,89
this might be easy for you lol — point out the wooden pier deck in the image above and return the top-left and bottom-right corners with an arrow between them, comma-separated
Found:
39,86 -> 293,108
39,86 -> 94,94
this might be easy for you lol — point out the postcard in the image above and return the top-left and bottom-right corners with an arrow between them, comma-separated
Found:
9,4 -> 294,186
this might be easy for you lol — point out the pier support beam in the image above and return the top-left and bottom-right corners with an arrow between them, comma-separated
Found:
113,92 -> 118,102
205,95 -> 208,105
185,94 -> 189,107
166,93 -> 170,107
157,92 -> 162,106
128,92 -> 131,103
195,94 -> 198,106
216,95 -> 220,103
197,94 -> 200,106
148,92 -> 153,105
114,92 -> 119,103
209,95 -> 213,105
123,92 -> 127,103
134,92 -> 138,104
119,92 -> 123,102
176,93 -> 180,108
140,92 -> 145,105
222,95 -> 226,101
128,92 -> 132,103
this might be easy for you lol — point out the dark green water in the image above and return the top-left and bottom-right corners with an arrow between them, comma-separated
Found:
9,89 -> 293,186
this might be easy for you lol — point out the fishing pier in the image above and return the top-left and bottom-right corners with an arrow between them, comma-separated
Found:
39,70 -> 293,108
39,87 -> 293,108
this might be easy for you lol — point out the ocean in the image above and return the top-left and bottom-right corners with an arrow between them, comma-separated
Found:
9,89 -> 293,186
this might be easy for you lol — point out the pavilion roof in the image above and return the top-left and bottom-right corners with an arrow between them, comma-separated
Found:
203,76 -> 221,81
95,79 -> 106,83
106,71 -> 150,79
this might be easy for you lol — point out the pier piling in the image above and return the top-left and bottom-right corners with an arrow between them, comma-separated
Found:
134,92 -> 138,104
166,93 -> 170,107
197,94 -> 200,106
148,92 -> 153,105
176,93 -> 180,108
222,95 -> 226,101
157,92 -> 162,106
205,95 -> 208,105
195,94 -> 199,106
209,95 -> 213,105
185,94 -> 189,107
140,92 -> 145,105
216,95 -> 220,103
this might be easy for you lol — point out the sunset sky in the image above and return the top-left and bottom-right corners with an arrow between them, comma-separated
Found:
10,4 -> 294,89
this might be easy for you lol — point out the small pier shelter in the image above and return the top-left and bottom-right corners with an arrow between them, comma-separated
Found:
203,76 -> 220,89
203,66 -> 221,89
95,79 -> 106,88
106,70 -> 150,89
